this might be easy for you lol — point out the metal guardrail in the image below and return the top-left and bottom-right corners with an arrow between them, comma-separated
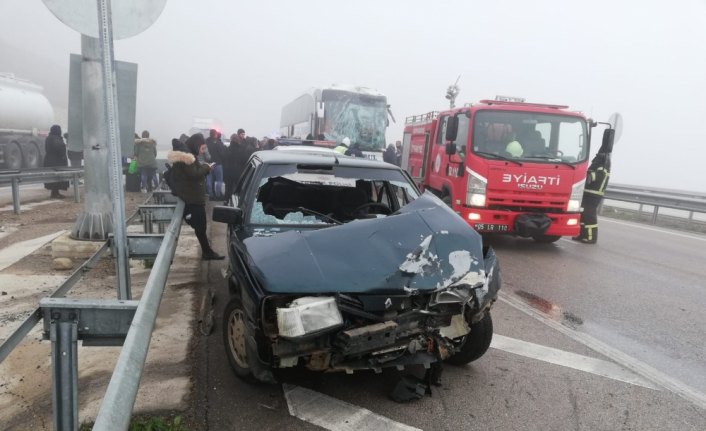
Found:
0,188 -> 184,430
604,183 -> 706,224
0,167 -> 84,214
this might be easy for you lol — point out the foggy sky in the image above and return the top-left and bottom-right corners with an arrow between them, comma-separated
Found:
1,0 -> 705,191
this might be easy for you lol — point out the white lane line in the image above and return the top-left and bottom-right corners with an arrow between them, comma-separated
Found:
499,291 -> 706,410
0,230 -> 66,271
283,384 -> 421,431
491,334 -> 658,390
600,217 -> 706,241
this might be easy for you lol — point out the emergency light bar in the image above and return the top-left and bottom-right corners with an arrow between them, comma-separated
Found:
495,95 -> 525,103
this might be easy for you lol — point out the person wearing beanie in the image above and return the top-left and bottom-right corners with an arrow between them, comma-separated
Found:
43,124 -> 69,198
167,133 -> 224,260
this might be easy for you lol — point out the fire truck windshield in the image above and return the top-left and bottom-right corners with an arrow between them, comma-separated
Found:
471,111 -> 588,164
321,90 -> 388,152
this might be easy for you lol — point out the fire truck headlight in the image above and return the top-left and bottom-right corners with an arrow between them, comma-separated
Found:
466,169 -> 488,207
469,194 -> 486,207
567,180 -> 585,212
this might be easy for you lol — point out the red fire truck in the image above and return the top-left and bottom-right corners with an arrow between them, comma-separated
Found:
401,97 -> 614,242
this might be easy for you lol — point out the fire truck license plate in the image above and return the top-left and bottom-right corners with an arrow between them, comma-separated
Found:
474,223 -> 509,232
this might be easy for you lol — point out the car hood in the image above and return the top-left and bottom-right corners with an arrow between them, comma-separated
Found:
243,192 -> 485,294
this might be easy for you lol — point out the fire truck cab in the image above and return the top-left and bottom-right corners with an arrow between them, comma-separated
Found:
402,97 -> 593,242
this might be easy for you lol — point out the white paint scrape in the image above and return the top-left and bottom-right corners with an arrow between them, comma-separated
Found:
0,230 -> 66,271
283,384 -> 421,431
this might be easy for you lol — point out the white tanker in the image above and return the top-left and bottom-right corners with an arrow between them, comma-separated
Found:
0,73 -> 55,169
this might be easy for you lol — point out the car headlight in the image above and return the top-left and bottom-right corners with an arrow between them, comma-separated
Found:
277,296 -> 343,338
567,179 -> 585,212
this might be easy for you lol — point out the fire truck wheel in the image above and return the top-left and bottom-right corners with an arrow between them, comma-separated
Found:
533,234 -> 561,243
446,311 -> 493,365
442,194 -> 452,207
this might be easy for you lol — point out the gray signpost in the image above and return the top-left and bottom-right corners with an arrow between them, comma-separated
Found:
41,1 -> 167,429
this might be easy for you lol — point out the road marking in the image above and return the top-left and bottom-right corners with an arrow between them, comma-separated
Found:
0,230 -> 65,271
499,291 -> 706,410
600,217 -> 706,241
283,384 -> 421,431
491,334 -> 658,389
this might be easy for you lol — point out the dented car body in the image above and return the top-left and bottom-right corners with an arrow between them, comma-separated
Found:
213,150 -> 501,382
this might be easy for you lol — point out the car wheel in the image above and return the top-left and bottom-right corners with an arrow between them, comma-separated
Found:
222,297 -> 256,381
533,234 -> 561,243
446,311 -> 493,365
4,142 -> 22,170
23,142 -> 41,168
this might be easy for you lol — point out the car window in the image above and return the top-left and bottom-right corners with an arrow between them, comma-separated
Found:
247,165 -> 419,226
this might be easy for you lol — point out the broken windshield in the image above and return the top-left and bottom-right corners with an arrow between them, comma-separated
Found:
321,90 -> 388,152
248,165 -> 419,226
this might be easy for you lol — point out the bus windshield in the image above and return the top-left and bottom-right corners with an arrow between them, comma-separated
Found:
321,90 -> 388,152
471,111 -> 589,164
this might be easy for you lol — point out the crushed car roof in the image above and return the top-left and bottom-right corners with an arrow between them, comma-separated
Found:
252,150 -> 399,169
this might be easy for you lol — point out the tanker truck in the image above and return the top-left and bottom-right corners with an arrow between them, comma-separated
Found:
0,73 -> 54,170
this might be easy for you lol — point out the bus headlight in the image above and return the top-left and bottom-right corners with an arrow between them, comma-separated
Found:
567,180 -> 585,212
466,169 -> 487,208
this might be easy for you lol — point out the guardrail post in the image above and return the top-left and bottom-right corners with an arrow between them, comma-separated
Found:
49,310 -> 79,431
651,205 -> 659,224
143,211 -> 153,234
11,177 -> 21,214
72,172 -> 80,203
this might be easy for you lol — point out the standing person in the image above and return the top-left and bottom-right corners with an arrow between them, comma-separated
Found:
223,131 -> 253,200
167,133 -> 224,260
134,130 -> 158,192
573,138 -> 613,244
395,140 -> 403,166
205,129 -> 226,200
43,125 -> 69,199
383,143 -> 397,164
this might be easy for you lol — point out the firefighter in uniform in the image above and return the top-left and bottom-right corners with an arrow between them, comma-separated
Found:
573,139 -> 613,244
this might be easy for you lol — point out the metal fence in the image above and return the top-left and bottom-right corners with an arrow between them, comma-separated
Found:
0,167 -> 84,214
0,189 -> 184,430
604,183 -> 706,224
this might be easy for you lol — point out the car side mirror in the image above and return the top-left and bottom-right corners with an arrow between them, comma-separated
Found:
213,206 -> 243,225
445,115 -> 459,141
445,142 -> 457,155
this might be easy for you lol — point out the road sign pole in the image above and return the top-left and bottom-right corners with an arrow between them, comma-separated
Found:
97,0 -> 130,299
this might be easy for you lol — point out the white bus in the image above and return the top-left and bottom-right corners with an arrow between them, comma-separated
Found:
280,85 -> 391,160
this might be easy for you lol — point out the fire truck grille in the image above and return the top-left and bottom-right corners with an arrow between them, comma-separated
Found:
486,189 -> 567,212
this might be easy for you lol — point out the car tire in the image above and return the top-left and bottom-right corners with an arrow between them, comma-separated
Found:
532,234 -> 561,243
446,311 -> 493,365
222,297 -> 257,382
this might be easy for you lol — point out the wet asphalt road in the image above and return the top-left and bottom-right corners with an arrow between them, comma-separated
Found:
192,217 -> 706,430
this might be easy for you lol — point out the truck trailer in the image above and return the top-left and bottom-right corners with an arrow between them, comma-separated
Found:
401,96 -> 615,242
0,73 -> 54,170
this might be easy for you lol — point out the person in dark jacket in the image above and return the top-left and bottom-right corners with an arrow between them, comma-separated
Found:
134,130 -> 158,192
223,131 -> 254,201
205,129 -> 226,199
167,133 -> 224,260
44,125 -> 69,198
573,140 -> 613,244
383,143 -> 397,164
345,142 -> 364,158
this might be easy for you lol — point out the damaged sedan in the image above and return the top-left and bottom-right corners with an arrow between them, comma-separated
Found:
212,149 -> 501,383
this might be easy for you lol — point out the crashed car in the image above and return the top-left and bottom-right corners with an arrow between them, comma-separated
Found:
212,149 -> 501,382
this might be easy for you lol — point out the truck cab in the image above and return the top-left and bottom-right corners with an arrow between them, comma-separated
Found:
404,98 -> 592,242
